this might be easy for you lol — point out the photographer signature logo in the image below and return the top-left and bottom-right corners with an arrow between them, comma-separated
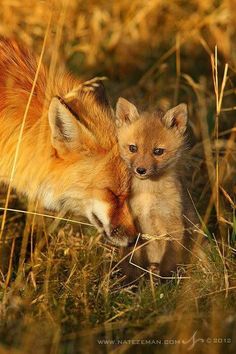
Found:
182,331 -> 204,350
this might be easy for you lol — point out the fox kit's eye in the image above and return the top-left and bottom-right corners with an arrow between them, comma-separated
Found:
153,147 -> 165,156
129,144 -> 138,153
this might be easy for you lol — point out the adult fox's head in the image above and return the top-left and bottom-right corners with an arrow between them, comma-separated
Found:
116,98 -> 188,180
46,90 -> 136,247
0,39 -> 136,247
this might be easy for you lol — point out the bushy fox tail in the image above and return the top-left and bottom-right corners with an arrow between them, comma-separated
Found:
0,37 -> 47,114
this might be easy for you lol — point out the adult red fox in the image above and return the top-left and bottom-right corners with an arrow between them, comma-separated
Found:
0,38 -> 136,246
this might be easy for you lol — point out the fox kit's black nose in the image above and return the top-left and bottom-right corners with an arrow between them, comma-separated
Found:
136,167 -> 147,175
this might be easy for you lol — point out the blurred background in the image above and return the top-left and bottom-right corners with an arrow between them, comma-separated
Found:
1,0 -> 236,102
0,1 -> 235,353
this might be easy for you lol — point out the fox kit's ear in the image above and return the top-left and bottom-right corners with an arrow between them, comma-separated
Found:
162,103 -> 187,134
116,97 -> 139,127
48,97 -> 97,157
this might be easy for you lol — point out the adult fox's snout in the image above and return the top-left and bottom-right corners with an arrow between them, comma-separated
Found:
108,201 -> 137,247
87,198 -> 136,247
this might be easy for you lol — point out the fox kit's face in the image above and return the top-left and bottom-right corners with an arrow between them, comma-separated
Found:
47,94 -> 136,247
116,98 -> 187,179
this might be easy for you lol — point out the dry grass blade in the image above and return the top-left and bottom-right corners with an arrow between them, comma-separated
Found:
0,16 -> 52,241
0,207 -> 94,227
220,186 -> 236,209
64,76 -> 108,101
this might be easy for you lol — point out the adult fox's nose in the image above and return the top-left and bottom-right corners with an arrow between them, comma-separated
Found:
136,167 -> 147,175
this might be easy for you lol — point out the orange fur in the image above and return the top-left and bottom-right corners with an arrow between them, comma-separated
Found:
0,39 -> 136,246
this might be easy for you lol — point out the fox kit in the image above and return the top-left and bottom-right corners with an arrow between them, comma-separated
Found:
116,98 -> 197,280
0,39 -> 136,247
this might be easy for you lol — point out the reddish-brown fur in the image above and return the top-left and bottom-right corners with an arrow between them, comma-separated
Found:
116,98 -> 197,280
0,39 -> 136,246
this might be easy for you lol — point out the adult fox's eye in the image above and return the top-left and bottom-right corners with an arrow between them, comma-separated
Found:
153,147 -> 165,156
129,144 -> 138,153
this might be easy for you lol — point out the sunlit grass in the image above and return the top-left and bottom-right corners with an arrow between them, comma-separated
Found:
0,0 -> 236,353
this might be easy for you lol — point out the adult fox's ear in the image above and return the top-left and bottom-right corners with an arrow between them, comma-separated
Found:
161,103 -> 187,134
48,96 -> 98,157
115,97 -> 139,127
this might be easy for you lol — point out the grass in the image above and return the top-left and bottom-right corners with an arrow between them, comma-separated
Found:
0,0 -> 236,353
